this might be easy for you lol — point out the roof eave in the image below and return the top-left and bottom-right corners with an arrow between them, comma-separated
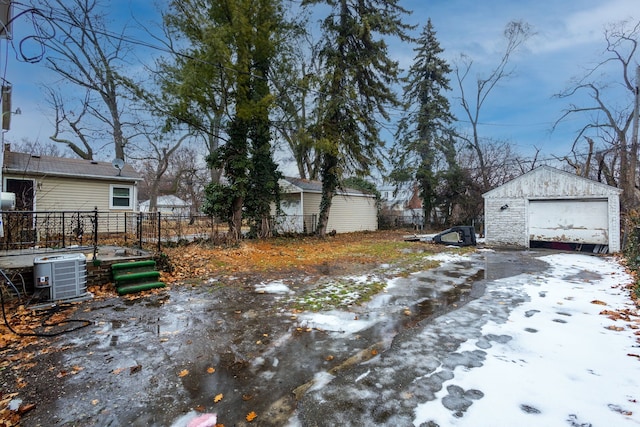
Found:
4,169 -> 143,182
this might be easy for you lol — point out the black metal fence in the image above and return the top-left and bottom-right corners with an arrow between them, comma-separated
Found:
0,209 -> 227,255
0,209 -> 433,256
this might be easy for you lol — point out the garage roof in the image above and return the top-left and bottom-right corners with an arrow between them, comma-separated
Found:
279,177 -> 374,198
482,165 -> 621,199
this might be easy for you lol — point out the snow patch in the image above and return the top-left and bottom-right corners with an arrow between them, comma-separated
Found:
255,280 -> 294,294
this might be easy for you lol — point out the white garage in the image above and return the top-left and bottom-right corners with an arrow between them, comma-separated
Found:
483,166 -> 621,253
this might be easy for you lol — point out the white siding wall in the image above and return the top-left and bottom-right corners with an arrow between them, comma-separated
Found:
31,176 -> 137,212
607,196 -> 621,252
299,192 -> 377,233
36,176 -> 110,211
326,193 -> 378,233
484,198 -> 527,247
302,193 -> 322,217
4,174 -> 138,213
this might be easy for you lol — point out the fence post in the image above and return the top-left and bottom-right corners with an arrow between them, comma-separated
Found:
93,207 -> 98,259
62,211 -> 66,248
124,212 -> 128,243
138,213 -> 143,249
157,212 -> 162,252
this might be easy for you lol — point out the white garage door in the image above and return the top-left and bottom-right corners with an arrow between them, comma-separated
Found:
528,199 -> 608,245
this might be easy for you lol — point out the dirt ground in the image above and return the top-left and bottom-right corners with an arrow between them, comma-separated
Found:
158,230 -> 429,284
0,229 -> 448,426
2,231 -> 637,426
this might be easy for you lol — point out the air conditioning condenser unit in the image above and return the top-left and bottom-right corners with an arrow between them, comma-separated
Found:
33,253 -> 91,303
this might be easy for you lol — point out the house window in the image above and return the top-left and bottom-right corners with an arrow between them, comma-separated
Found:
110,185 -> 133,209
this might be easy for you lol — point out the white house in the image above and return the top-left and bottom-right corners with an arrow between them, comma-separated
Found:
275,177 -> 378,234
482,165 -> 621,253
139,195 -> 190,216
2,148 -> 142,212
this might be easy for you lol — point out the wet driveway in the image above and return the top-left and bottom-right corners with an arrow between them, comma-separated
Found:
3,249 -> 552,426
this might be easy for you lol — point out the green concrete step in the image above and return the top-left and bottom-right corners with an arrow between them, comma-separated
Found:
111,259 -> 165,295
111,260 -> 157,276
117,282 -> 166,295
114,270 -> 161,286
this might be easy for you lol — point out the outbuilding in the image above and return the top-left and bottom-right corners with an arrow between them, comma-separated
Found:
482,165 -> 621,253
275,177 -> 378,234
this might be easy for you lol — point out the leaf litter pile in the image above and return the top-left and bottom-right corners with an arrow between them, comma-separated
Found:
160,230 -> 437,286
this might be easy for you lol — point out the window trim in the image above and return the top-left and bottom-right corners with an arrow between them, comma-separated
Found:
109,184 -> 134,210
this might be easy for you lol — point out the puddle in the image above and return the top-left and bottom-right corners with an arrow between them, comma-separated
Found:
17,250 -> 551,426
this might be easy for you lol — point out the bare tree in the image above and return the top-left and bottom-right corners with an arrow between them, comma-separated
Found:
133,133 -> 189,212
454,20 -> 534,190
9,137 -> 69,157
45,87 -> 94,159
554,20 -> 640,210
38,0 -> 140,161
271,33 -> 323,180
514,146 -> 541,174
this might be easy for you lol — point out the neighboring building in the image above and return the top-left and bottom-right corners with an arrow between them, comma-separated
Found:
2,148 -> 142,212
482,165 -> 621,253
275,177 -> 378,234
379,182 -> 424,227
139,195 -> 190,216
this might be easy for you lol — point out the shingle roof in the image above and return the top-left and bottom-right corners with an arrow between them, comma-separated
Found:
3,151 -> 142,182
280,177 -> 373,197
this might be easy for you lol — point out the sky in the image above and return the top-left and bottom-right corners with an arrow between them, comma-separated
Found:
253,250 -> 640,426
0,0 -> 638,169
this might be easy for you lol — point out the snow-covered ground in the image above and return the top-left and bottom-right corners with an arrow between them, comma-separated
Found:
288,252 -> 640,426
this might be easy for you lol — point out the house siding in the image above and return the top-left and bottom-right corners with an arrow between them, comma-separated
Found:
4,174 -> 136,212
326,193 -> 378,233
276,178 -> 378,234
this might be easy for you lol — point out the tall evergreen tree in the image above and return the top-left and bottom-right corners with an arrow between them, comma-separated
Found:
165,0 -> 285,240
302,0 -> 412,237
391,19 -> 457,226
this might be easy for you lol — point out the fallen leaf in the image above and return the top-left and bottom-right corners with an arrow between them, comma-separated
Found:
242,394 -> 253,401
606,325 -> 625,331
179,369 -> 189,377
17,403 -> 36,414
371,348 -> 378,356
325,355 -> 334,361
591,300 -> 607,305
195,405 -> 205,412
246,411 -> 257,422
214,393 -> 223,403
91,399 -> 99,406
112,368 -> 124,375
130,364 -> 142,374
207,367 -> 216,374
